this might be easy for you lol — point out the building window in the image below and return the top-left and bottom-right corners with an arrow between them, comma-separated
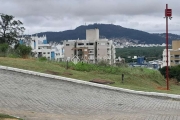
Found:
47,52 -> 50,54
43,52 -> 46,54
66,44 -> 70,46
78,43 -> 84,45
89,43 -> 94,45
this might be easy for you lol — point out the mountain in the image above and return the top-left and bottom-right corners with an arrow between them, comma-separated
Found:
35,23 -> 180,44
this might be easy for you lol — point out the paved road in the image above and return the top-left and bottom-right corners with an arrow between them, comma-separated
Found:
0,69 -> 180,120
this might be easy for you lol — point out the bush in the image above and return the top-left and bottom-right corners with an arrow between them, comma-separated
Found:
97,60 -> 109,66
159,66 -> 171,78
63,61 -> 122,75
16,44 -> 32,58
159,65 -> 180,82
0,43 -> 8,57
170,65 -> 180,82
38,57 -> 47,61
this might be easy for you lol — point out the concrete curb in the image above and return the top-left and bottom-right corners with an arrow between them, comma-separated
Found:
0,65 -> 180,100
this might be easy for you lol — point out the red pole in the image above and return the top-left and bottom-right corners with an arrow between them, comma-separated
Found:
166,4 -> 169,90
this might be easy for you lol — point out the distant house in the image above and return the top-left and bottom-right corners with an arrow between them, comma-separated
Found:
18,35 -> 64,61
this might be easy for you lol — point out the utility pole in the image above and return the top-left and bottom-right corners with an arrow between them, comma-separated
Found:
164,4 -> 172,90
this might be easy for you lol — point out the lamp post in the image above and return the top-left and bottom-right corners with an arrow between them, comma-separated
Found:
164,4 -> 172,90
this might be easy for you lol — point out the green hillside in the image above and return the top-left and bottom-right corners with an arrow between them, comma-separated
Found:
35,23 -> 180,44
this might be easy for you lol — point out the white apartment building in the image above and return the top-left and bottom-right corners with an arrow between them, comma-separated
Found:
19,35 -> 64,61
63,28 -> 116,65
162,40 -> 180,67
162,49 -> 171,67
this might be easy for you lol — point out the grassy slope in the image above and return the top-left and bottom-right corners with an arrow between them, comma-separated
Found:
0,57 -> 179,94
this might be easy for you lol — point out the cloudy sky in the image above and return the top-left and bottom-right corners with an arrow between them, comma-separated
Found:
1,0 -> 180,35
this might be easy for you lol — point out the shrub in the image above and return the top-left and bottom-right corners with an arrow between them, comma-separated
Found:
170,65 -> 180,82
0,43 -> 8,57
97,60 -> 109,66
38,57 -> 47,61
159,65 -> 180,82
16,44 -> 32,58
159,66 -> 170,78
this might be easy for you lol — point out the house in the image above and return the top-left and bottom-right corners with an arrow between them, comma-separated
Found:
63,28 -> 116,64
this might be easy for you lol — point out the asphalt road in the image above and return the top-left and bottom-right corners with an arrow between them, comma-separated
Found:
0,69 -> 180,120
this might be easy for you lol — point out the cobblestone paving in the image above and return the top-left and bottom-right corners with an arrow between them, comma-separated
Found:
0,69 -> 180,120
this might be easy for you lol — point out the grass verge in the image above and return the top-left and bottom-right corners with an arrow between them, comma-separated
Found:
0,113 -> 23,120
0,57 -> 179,94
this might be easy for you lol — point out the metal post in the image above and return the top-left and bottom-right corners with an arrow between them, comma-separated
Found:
166,4 -> 169,90
66,60 -> 68,69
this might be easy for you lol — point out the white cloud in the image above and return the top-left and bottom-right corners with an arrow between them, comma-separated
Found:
0,0 -> 179,34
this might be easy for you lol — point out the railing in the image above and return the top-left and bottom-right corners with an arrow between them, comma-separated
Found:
175,62 -> 180,64
174,57 -> 180,59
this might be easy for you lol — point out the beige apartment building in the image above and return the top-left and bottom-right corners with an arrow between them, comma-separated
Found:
162,40 -> 180,67
63,28 -> 116,65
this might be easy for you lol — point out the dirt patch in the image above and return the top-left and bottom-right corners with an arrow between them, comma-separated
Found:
156,86 -> 167,90
156,79 -> 180,90
169,78 -> 179,85
90,79 -> 115,84
44,70 -> 60,75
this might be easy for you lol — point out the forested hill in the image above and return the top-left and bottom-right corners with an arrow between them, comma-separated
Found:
36,24 -> 180,44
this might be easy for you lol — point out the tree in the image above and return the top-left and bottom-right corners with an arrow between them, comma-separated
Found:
23,36 -> 32,46
0,13 -> 25,45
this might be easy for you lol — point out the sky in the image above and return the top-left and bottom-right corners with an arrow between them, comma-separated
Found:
0,0 -> 180,35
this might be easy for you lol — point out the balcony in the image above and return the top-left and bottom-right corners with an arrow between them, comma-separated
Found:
175,62 -> 180,64
175,60 -> 180,64
88,50 -> 94,54
174,57 -> 180,59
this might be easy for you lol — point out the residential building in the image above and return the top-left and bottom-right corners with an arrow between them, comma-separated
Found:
162,40 -> 180,67
18,35 -> 64,61
63,28 -> 116,64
